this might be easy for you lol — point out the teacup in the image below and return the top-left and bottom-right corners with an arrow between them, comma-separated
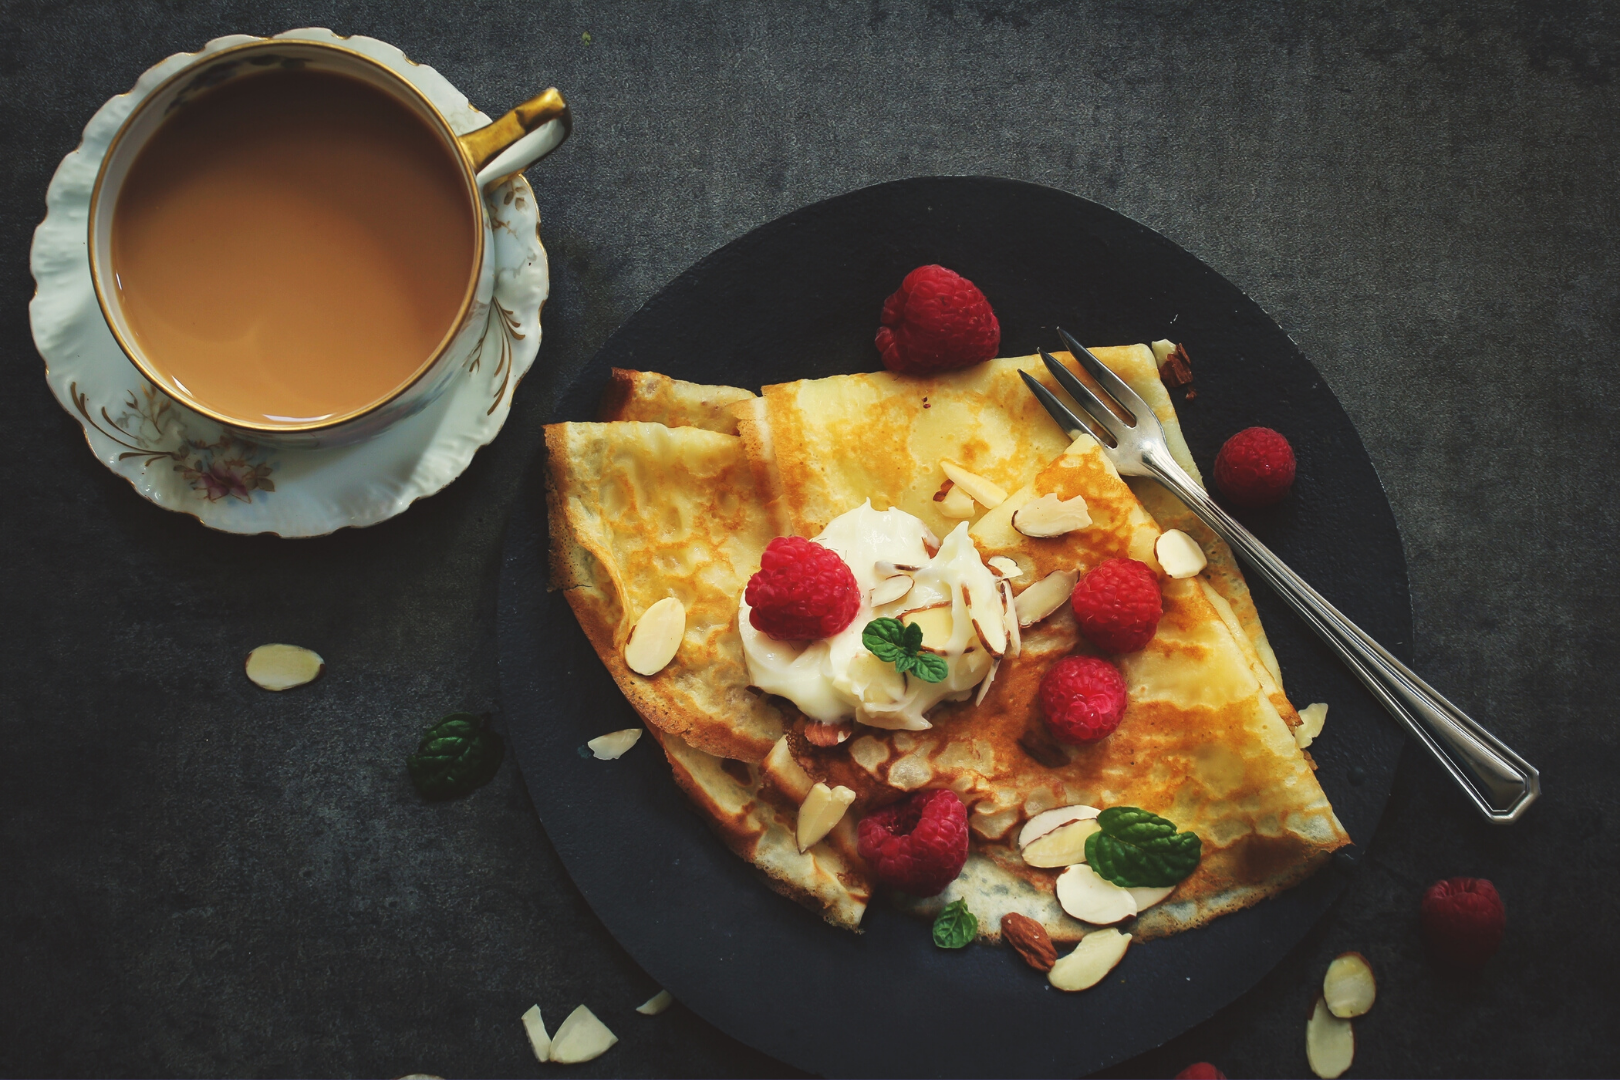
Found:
88,38 -> 570,449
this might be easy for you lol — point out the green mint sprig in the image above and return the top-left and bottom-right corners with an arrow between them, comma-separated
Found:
406,712 -> 505,800
861,617 -> 949,683
1084,807 -> 1202,888
932,899 -> 978,948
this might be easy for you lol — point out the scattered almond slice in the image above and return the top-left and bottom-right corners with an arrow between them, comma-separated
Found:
869,573 -> 914,607
1012,492 -> 1092,537
966,583 -> 1008,658
763,735 -> 814,801
1127,884 -> 1175,911
796,782 -> 856,851
549,1004 -> 618,1064
624,597 -> 685,676
1056,863 -> 1138,924
1017,804 -> 1100,849
1306,994 -> 1355,1079
974,657 -> 1000,706
999,580 -> 1021,659
1323,952 -> 1376,1018
636,989 -> 674,1016
1155,529 -> 1208,579
938,484 -> 976,519
1013,569 -> 1079,627
1047,928 -> 1131,992
940,459 -> 1008,508
587,728 -> 643,760
520,1004 -> 551,1063
1296,702 -> 1329,749
875,559 -> 922,577
901,604 -> 955,652
1021,817 -> 1101,868
987,555 -> 1021,578
244,644 -> 324,691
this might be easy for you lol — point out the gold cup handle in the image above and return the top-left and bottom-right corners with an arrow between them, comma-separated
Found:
458,88 -> 572,191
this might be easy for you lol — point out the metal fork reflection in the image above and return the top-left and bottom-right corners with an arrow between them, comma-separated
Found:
1019,328 -> 1539,823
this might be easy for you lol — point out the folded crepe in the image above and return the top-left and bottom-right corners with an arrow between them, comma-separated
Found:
546,348 -> 1346,939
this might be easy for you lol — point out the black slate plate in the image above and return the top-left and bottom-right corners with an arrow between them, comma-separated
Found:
497,177 -> 1409,1078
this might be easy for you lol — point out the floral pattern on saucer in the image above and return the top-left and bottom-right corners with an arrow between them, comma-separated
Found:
29,28 -> 549,536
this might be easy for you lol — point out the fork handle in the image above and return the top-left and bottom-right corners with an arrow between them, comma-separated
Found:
1145,458 -> 1540,824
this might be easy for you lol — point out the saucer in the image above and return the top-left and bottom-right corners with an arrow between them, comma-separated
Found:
28,28 -> 549,537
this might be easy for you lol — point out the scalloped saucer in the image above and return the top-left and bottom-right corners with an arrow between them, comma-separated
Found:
29,28 -> 548,537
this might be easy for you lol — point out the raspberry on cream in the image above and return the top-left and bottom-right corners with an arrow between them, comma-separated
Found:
738,501 -> 1004,731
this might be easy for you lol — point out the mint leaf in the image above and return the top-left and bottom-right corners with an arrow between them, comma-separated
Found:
407,712 -> 505,800
911,651 -> 950,684
932,899 -> 978,948
862,617 -> 910,662
902,620 -> 925,654
1084,806 -> 1202,887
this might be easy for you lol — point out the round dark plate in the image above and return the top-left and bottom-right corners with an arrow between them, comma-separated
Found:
497,176 -> 1409,1078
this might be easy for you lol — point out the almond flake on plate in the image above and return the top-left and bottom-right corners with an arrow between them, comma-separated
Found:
587,728 -> 643,760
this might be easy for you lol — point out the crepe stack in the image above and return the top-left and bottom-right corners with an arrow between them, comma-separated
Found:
546,354 -> 1347,941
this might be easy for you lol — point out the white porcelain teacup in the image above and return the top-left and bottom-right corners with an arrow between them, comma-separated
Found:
88,37 -> 570,449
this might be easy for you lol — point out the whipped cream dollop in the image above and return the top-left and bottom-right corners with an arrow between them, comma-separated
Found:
739,500 -> 1006,731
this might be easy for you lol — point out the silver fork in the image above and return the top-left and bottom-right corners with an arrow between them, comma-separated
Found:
1021,328 -> 1539,824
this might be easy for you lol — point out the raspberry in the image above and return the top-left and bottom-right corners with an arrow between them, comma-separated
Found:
874,265 -> 1000,375
745,536 -> 861,641
1214,426 -> 1297,507
856,789 -> 969,896
1069,558 -> 1163,653
1421,877 -> 1506,971
1038,655 -> 1128,744
1174,1065 -> 1228,1080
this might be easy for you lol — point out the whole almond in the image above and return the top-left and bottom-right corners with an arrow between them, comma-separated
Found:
1000,912 -> 1057,972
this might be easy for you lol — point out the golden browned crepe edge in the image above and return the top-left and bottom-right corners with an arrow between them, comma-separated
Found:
648,725 -> 870,930
598,367 -> 757,434
542,422 -> 783,762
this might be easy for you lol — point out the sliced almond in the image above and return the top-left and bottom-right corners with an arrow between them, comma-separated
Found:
966,583 -> 1008,658
624,596 -> 685,676
875,559 -> 922,577
1323,952 -> 1376,1018
796,782 -> 856,851
1013,570 -> 1079,627
244,644 -> 324,691
1021,817 -> 1101,867
1155,529 -> 1208,578
1126,884 -> 1175,911
1047,928 -> 1131,992
974,657 -> 1000,706
1056,863 -> 1139,925
999,580 -> 1021,659
901,604 -> 955,652
1012,492 -> 1092,537
869,573 -> 915,607
987,555 -> 1021,578
940,459 -> 1009,509
636,989 -> 674,1016
1017,804 -> 1100,849
1306,993 -> 1355,1079
938,485 -> 977,519
520,1004 -> 550,1063
763,735 -> 814,802
587,728 -> 643,760
1296,702 -> 1329,749
549,1004 -> 618,1064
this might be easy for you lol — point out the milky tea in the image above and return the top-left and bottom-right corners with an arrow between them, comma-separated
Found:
110,67 -> 479,427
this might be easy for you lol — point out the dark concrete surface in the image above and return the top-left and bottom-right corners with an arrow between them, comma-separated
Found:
1,2 -> 1616,1077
